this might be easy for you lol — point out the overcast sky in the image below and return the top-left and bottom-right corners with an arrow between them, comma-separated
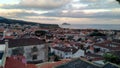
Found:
0,0 -> 120,24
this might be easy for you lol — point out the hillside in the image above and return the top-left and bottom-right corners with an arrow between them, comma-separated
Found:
0,16 -> 60,28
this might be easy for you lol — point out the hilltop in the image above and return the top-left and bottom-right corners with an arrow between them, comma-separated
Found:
0,16 -> 60,28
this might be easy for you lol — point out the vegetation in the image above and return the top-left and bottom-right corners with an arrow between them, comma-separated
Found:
89,30 -> 106,36
0,16 -> 60,28
116,0 -> 120,3
48,52 -> 60,61
67,36 -> 74,40
54,55 -> 60,61
103,53 -> 120,65
35,30 -> 48,37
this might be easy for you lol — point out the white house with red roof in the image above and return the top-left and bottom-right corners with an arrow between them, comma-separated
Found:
50,43 -> 85,59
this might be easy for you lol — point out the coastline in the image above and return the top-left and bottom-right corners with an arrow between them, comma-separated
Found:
59,24 -> 120,30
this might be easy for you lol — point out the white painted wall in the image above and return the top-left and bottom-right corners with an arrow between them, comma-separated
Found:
51,48 -> 85,59
8,44 -> 46,62
73,49 -> 84,58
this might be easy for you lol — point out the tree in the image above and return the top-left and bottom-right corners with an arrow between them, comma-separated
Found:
89,30 -> 106,36
103,53 -> 120,64
59,37 -> 65,41
67,36 -> 74,40
116,0 -> 120,3
35,30 -> 47,37
54,55 -> 60,61
77,38 -> 81,41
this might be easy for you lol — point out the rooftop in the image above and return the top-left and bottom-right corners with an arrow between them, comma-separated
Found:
8,38 -> 45,48
53,47 -> 79,54
103,63 -> 120,68
55,58 -> 120,68
5,57 -> 26,68
37,59 -> 71,68
0,44 -> 6,51
56,58 -> 99,68
0,44 -> 6,67
26,64 -> 37,68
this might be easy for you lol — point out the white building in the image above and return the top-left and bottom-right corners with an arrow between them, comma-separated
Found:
51,47 -> 84,59
0,44 -> 6,68
6,38 -> 47,63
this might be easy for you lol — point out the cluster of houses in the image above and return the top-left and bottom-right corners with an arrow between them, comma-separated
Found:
47,28 -> 120,68
0,23 -> 120,68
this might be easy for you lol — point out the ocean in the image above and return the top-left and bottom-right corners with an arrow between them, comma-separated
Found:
59,24 -> 120,30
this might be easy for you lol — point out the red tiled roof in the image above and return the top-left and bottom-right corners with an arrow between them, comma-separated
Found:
95,43 -> 120,51
92,57 -> 104,61
8,38 -> 45,48
0,29 -> 4,32
27,64 -> 37,68
5,57 -> 26,68
4,36 -> 14,39
0,66 -> 3,68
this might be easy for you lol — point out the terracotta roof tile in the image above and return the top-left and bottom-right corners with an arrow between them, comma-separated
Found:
8,38 -> 45,48
4,36 -> 14,39
5,57 -> 26,68
27,64 -> 37,68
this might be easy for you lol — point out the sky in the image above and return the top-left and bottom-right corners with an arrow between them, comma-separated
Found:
0,0 -> 120,24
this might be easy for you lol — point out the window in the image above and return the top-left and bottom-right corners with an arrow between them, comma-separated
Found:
32,55 -> 37,60
32,47 -> 38,52
66,57 -> 70,59
0,52 -> 3,59
12,47 -> 24,55
65,52 -> 68,55
31,46 -> 38,60
26,53 -> 31,59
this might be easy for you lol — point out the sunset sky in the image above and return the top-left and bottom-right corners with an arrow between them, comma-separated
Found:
0,0 -> 120,24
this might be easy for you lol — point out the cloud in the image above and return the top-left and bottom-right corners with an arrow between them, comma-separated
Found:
0,8 -> 51,18
0,0 -> 120,24
64,0 -> 120,11
25,16 -> 59,21
79,0 -> 120,9
0,4 -> 3,7
0,9 -> 23,17
41,8 -> 120,19
1,0 -> 71,10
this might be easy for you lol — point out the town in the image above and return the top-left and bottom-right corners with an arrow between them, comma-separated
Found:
0,23 -> 120,68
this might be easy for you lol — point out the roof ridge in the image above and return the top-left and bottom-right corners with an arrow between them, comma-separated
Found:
54,58 -> 101,68
102,62 -> 120,68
